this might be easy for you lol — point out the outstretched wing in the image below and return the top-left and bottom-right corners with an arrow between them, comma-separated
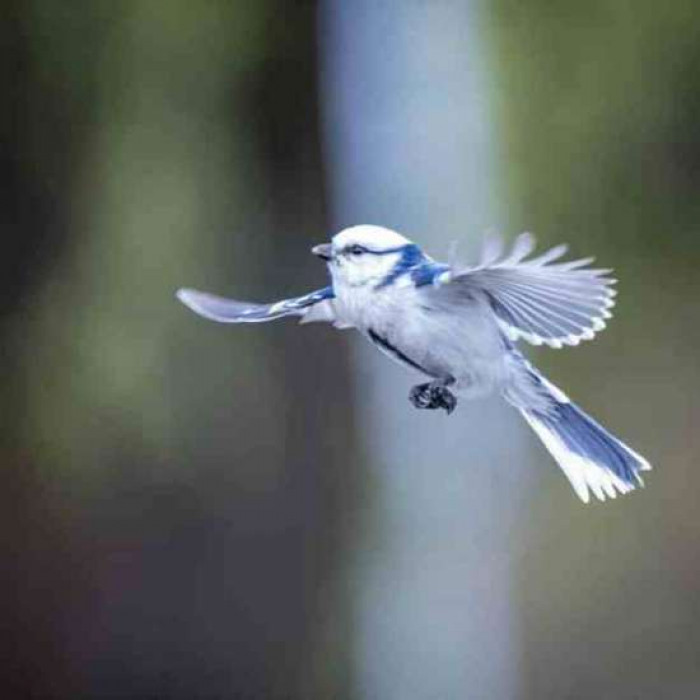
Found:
176,286 -> 336,324
437,233 -> 616,348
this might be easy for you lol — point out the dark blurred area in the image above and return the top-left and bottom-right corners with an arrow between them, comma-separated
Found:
1,2 -> 358,698
2,1 -> 700,699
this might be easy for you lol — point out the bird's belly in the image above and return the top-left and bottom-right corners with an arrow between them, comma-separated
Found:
384,305 -> 508,398
335,285 -> 509,399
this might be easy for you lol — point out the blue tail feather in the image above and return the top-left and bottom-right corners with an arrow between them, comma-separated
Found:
537,403 -> 645,484
519,371 -> 651,502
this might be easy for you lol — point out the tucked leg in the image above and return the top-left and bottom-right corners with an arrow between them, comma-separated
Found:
409,378 -> 457,415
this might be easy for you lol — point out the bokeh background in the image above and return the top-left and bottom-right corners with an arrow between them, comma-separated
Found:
2,1 -> 699,698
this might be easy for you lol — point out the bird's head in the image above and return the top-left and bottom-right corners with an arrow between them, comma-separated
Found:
312,225 -> 423,289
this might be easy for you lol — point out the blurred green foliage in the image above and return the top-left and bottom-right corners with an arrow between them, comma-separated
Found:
488,2 -> 700,697
489,0 -> 700,259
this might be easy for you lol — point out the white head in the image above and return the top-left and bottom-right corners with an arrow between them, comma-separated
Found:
312,225 -> 417,289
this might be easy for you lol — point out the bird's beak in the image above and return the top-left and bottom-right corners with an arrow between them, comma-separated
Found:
312,243 -> 333,261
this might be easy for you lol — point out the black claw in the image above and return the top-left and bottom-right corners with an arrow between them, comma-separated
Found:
442,390 -> 457,415
409,382 -> 457,415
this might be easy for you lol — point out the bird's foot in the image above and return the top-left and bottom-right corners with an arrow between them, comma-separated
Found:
409,381 -> 457,415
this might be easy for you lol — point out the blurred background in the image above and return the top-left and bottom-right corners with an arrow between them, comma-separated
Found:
2,1 -> 699,698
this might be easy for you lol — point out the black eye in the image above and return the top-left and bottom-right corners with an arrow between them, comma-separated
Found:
348,244 -> 365,256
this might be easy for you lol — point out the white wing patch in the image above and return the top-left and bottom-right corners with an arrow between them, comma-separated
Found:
446,233 -> 617,349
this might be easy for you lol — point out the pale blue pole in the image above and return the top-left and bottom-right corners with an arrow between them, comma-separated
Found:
320,1 -> 534,697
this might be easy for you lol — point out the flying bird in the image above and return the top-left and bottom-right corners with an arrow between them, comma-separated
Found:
177,225 -> 651,503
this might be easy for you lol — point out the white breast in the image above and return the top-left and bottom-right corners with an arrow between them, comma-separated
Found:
334,282 -> 509,398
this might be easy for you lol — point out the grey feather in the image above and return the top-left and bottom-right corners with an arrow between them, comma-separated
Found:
176,287 -> 335,324
443,235 -> 616,348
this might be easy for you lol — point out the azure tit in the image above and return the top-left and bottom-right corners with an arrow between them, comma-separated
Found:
177,225 -> 651,503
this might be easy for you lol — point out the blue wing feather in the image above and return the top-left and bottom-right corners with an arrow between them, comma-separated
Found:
177,286 -> 335,323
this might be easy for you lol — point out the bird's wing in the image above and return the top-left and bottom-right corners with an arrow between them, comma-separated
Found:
435,232 -> 616,348
176,286 -> 336,324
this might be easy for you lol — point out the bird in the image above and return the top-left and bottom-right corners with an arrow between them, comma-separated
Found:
177,225 -> 651,503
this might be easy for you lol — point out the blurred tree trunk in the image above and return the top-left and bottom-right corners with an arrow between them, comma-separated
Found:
1,2 -> 358,699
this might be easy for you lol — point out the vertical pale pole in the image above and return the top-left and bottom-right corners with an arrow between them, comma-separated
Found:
321,1 -> 532,697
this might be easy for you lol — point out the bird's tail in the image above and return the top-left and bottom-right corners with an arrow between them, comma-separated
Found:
507,363 -> 651,502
